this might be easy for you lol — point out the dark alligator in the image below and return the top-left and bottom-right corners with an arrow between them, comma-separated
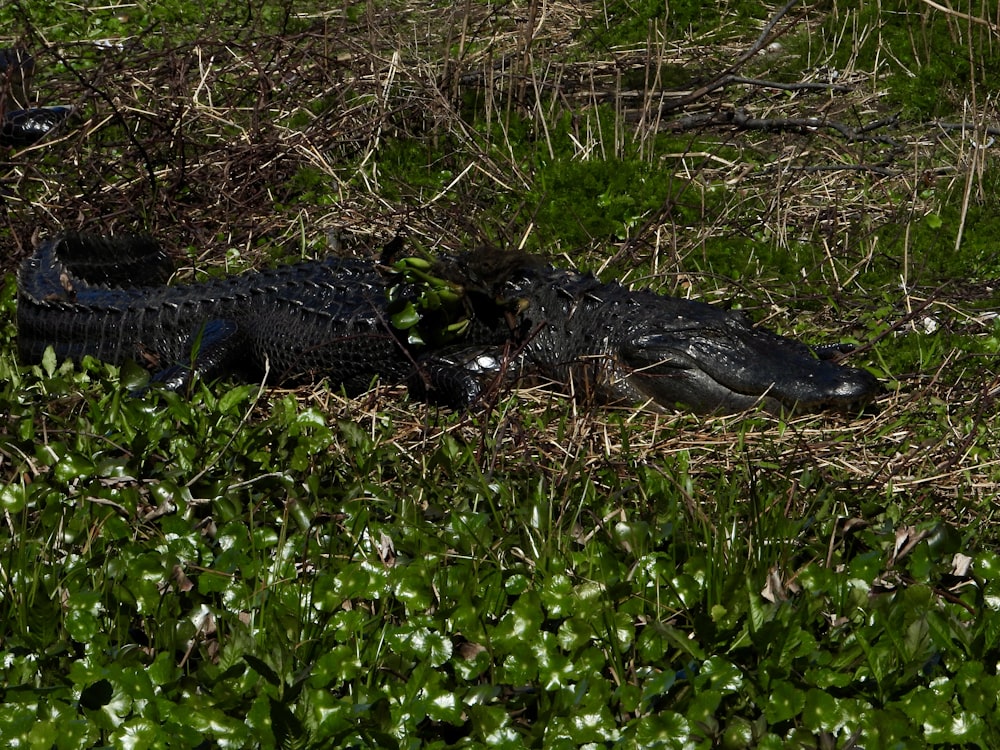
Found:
444,257 -> 883,413
17,234 -> 882,414
1,48 -> 73,148
17,234 -> 502,405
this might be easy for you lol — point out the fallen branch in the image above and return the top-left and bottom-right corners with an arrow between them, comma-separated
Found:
726,75 -> 857,93
666,107 -> 901,145
932,121 -> 1000,140
754,163 -> 901,178
567,75 -> 856,106
660,0 -> 802,113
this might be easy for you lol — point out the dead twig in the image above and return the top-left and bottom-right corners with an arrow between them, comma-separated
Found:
666,108 -> 901,146
753,164 -> 901,178
660,0 -> 802,113
726,75 -> 856,93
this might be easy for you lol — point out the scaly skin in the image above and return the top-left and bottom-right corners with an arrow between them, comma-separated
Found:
490,264 -> 883,414
17,235 -> 883,413
17,235 -> 442,396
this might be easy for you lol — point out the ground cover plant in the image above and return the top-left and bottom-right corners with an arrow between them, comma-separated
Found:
1,0 -> 999,747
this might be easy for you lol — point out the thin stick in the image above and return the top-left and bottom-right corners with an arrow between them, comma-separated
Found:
918,0 -> 999,33
661,0 -> 801,113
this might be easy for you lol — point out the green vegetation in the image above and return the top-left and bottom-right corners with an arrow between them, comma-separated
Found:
2,282 -> 997,746
530,154 -> 677,246
586,0 -> 771,47
2,0 -> 1000,747
816,0 -> 1000,119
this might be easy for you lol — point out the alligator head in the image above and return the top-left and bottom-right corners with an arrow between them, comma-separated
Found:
614,307 -> 883,414
493,264 -> 883,415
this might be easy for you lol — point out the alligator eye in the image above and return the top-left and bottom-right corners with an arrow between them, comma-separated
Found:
472,353 -> 499,371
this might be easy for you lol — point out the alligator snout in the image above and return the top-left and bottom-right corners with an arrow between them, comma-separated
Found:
621,313 -> 883,414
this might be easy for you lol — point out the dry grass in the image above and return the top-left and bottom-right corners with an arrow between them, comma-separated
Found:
5,4 -> 995,254
3,1 -> 999,515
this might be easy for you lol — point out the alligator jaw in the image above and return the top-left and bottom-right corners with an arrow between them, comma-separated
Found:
627,359 -> 882,415
621,330 -> 883,415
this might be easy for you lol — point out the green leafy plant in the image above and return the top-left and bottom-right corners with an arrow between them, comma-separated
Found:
2,0 -> 1000,747
385,255 -> 474,346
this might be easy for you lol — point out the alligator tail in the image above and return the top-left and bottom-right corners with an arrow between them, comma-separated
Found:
42,234 -> 175,288
17,236 -> 159,366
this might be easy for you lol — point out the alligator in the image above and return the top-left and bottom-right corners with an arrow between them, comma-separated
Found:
17,234 -> 883,414
442,257 -> 883,413
17,234 -> 504,405
1,48 -> 72,148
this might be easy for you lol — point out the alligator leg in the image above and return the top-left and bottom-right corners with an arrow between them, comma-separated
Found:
1,106 -> 73,148
147,319 -> 242,392
1,47 -> 72,148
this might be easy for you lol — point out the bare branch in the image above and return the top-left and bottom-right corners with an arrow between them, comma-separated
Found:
661,0 -> 802,113
666,108 -> 901,146
918,0 -> 1000,34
